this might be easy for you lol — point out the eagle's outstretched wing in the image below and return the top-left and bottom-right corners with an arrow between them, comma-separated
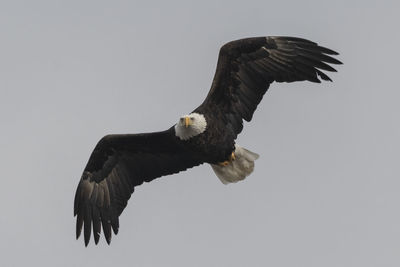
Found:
201,36 -> 342,136
74,128 -> 204,245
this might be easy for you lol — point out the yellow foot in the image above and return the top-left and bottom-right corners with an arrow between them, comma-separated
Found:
230,152 -> 236,161
218,152 -> 236,166
219,161 -> 230,166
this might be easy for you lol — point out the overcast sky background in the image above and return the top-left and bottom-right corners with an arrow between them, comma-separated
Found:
1,1 -> 399,266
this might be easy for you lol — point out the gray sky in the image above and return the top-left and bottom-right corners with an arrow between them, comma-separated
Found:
1,0 -> 399,266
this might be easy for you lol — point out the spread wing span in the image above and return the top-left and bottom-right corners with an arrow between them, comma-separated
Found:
74,36 -> 342,246
202,36 -> 342,135
74,129 -> 203,245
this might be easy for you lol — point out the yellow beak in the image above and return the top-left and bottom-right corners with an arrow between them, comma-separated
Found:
185,116 -> 190,128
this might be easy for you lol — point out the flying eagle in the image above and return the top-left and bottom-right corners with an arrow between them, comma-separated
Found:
74,36 -> 342,246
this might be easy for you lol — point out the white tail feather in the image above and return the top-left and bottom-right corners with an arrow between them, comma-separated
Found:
211,145 -> 259,185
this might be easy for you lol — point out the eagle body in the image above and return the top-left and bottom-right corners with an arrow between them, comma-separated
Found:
185,108 -> 236,164
74,36 -> 342,245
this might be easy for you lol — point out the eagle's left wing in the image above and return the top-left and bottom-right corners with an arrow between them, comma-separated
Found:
200,36 -> 342,136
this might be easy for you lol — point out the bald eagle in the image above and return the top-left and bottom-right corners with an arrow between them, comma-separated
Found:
74,36 -> 342,245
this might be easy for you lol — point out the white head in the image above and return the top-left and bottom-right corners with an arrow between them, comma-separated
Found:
175,112 -> 207,140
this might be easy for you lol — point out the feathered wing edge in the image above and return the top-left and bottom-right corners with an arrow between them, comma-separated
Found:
74,129 -> 204,246
201,36 -> 342,136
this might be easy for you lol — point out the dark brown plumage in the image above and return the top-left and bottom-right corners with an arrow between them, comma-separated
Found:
74,131 -> 204,245
74,36 -> 342,246
199,36 -> 341,136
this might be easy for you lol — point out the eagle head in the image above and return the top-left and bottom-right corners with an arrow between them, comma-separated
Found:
175,113 -> 207,140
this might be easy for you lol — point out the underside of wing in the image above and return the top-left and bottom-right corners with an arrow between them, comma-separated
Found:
201,36 -> 342,135
74,129 -> 204,245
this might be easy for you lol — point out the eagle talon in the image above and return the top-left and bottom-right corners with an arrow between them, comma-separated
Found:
219,161 -> 230,166
218,152 -> 236,166
230,152 -> 236,161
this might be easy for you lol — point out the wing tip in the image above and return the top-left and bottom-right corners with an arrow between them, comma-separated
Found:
94,231 -> 100,245
334,58 -> 343,65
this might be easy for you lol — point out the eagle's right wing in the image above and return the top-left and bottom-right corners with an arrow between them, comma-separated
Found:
74,128 -> 204,246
